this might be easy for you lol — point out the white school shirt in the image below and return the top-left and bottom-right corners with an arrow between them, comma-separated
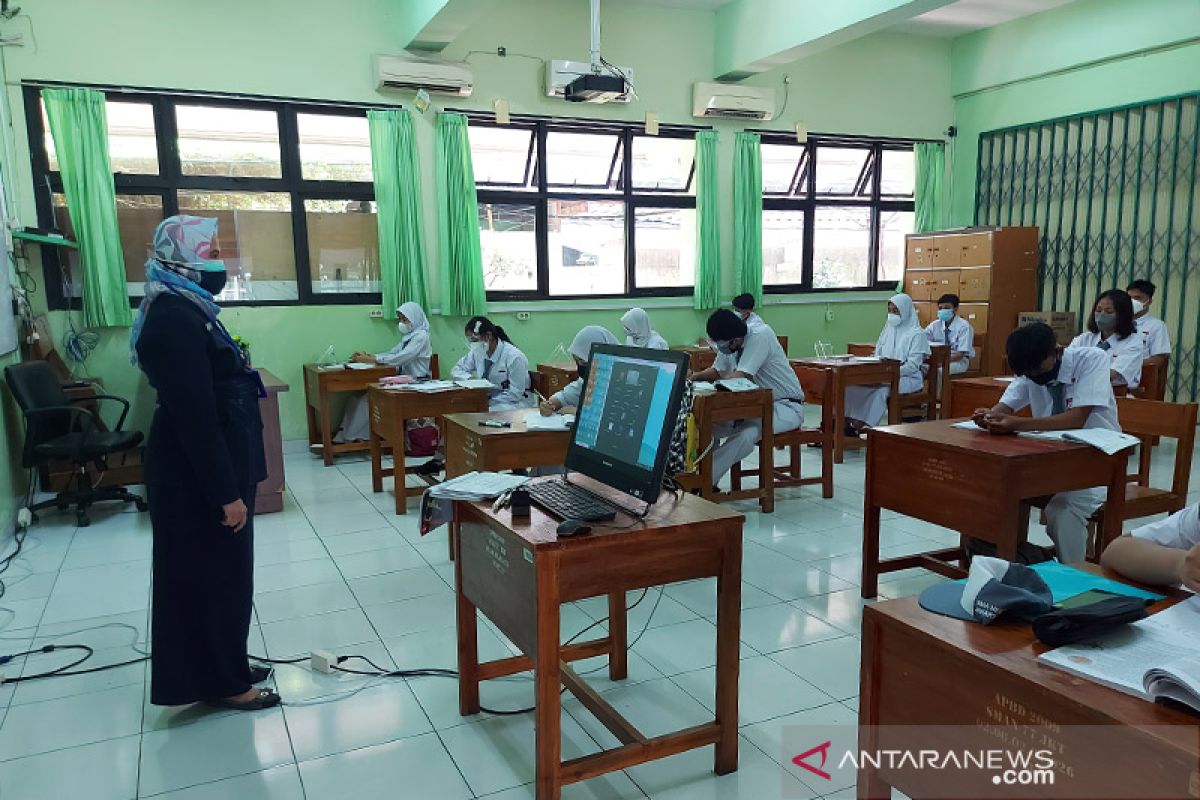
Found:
924,315 -> 975,359
713,324 -> 804,403
551,376 -> 584,408
1068,330 -> 1142,388
998,346 -> 1120,431
451,339 -> 534,410
1132,504 -> 1200,550
375,329 -> 432,378
1135,315 -> 1172,358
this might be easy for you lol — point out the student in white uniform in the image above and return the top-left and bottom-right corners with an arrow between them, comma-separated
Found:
1126,279 -> 1172,367
620,308 -> 668,350
1101,504 -> 1200,590
335,302 -> 433,442
1067,288 -> 1142,390
539,326 -> 619,414
452,316 -> 535,411
844,294 -> 930,435
924,293 -> 975,377
689,309 -> 805,485
732,293 -> 765,330
974,322 -> 1120,564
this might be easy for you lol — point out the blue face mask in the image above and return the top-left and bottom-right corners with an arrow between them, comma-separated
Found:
937,308 -> 954,323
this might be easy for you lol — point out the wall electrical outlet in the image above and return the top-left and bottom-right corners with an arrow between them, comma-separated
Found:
516,311 -> 531,321
825,305 -> 834,322
368,309 -> 384,319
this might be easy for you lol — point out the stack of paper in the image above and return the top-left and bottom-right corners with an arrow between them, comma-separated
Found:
389,380 -> 458,393
346,363 -> 376,371
455,379 -> 493,389
426,471 -> 529,500
524,411 -> 574,431
690,381 -> 717,395
1021,428 -> 1140,455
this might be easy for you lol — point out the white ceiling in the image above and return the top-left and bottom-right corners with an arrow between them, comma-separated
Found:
893,0 -> 1078,37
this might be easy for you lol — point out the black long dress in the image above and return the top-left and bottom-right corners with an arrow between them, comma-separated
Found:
136,293 -> 267,705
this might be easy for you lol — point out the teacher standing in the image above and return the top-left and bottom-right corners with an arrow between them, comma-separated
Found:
131,215 -> 277,710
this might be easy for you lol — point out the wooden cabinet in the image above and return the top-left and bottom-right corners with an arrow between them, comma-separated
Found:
902,227 -> 1038,376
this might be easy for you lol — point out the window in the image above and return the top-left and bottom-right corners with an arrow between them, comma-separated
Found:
27,86 -> 379,309
470,119 -> 701,299
759,135 -> 917,292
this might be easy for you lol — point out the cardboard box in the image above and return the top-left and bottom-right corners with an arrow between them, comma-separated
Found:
1018,310 -> 1077,345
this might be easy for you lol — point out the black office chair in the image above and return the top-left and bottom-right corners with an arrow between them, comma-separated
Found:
5,360 -> 147,527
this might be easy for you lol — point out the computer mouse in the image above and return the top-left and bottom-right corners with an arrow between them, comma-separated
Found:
556,519 -> 593,536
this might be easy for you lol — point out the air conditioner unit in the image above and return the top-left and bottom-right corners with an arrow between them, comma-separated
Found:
692,82 -> 776,120
375,54 -> 473,97
546,59 -> 634,104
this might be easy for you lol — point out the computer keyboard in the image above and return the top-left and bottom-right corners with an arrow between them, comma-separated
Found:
526,481 -> 617,522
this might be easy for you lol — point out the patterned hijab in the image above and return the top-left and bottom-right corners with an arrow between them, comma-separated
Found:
129,215 -> 233,365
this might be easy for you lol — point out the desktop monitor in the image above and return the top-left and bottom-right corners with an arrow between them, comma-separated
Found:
565,344 -> 690,503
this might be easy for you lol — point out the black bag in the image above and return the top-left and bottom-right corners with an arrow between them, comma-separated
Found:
1032,596 -> 1148,646
664,381 -> 694,478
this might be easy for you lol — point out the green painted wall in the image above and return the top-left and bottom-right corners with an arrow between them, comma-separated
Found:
5,0 -> 951,441
949,0 -> 1200,225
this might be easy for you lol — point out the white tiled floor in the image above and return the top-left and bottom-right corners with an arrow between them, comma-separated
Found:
0,433 -> 1195,800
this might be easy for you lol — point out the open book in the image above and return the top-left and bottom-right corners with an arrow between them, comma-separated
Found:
1039,596 -> 1200,713
715,377 -> 759,392
1018,428 -> 1140,455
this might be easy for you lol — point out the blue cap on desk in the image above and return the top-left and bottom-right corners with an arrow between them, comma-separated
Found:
920,556 -> 1054,624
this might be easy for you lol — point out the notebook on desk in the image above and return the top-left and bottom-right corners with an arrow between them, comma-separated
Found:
1039,596 -> 1200,713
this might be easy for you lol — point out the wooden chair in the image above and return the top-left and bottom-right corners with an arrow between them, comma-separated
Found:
1087,396 -> 1198,560
528,370 -> 549,401
1131,356 -> 1168,401
430,353 -> 441,380
734,364 -> 834,498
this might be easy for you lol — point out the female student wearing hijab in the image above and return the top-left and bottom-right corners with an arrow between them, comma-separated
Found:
131,216 -> 277,710
335,302 -> 433,442
844,294 -> 931,435
1067,288 -> 1142,389
452,316 -> 535,410
620,307 -> 668,350
539,326 -> 619,414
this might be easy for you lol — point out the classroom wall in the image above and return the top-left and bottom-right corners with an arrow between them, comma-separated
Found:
4,0 -> 952,440
948,0 -> 1200,225
0,350 -> 24,538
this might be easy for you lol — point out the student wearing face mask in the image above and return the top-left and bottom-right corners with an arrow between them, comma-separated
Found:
731,293 -> 764,330
539,326 -> 619,414
131,216 -> 278,710
924,293 -> 975,377
690,309 -> 805,484
452,316 -> 535,410
972,322 -> 1119,563
620,307 -> 668,350
843,294 -> 931,435
1068,289 -> 1142,389
335,302 -> 433,443
1125,279 -> 1172,367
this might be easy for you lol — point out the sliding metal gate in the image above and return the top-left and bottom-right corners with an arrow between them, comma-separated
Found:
975,92 -> 1200,402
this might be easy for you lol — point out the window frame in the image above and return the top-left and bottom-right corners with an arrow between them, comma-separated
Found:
757,132 -> 920,295
469,113 -> 703,302
25,83 -> 381,310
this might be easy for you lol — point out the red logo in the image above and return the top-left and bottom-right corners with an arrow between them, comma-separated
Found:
792,741 -> 833,781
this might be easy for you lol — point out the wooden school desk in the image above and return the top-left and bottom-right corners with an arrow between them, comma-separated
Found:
454,475 -> 744,800
790,356 -> 900,464
671,345 -> 717,372
946,375 -> 1030,419
254,369 -> 290,514
367,384 -> 489,514
858,579 -> 1197,800
304,363 -> 394,466
443,407 -> 574,560
861,419 -> 1129,598
678,388 -> 776,513
536,362 -> 578,397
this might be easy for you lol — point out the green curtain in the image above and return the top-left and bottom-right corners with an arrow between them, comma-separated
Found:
693,130 -> 721,310
914,141 -> 946,233
733,132 -> 763,308
42,88 -> 132,328
434,113 -> 486,317
368,108 -> 428,316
